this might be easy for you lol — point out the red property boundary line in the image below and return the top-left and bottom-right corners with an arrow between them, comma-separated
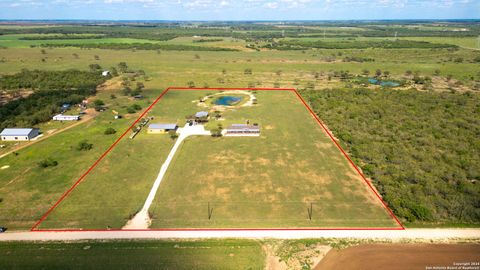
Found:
31,87 -> 404,232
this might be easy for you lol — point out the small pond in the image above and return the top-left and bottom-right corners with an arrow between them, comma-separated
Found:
368,78 -> 400,87
214,96 -> 243,106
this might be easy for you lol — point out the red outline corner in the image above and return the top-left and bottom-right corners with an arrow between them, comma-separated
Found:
31,87 -> 404,232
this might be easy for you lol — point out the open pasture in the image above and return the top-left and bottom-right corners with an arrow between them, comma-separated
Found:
37,89 -> 398,229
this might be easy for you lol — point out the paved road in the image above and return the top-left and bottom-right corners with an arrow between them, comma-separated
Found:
0,229 -> 479,241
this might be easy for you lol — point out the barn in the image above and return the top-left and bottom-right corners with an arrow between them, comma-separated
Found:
147,124 -> 178,134
0,128 -> 40,141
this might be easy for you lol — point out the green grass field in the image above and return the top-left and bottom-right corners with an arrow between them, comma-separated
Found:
0,240 -> 264,270
38,89 -> 397,229
0,25 -> 479,229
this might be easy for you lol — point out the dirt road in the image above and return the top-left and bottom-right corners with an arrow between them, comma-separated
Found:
0,228 -> 479,241
122,124 -> 211,229
0,109 -> 97,159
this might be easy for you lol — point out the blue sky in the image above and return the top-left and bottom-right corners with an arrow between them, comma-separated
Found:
0,0 -> 478,20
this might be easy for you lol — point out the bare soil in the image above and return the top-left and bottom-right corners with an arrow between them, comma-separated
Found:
315,244 -> 480,270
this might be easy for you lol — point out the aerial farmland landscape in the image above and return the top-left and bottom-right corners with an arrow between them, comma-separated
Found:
0,0 -> 479,269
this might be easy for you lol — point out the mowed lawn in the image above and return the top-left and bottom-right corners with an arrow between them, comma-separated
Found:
149,90 -> 397,228
0,240 -> 265,270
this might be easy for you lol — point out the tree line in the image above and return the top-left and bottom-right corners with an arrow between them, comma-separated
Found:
0,69 -> 106,91
35,43 -> 239,51
301,88 -> 480,225
262,39 -> 458,50
0,69 -> 106,129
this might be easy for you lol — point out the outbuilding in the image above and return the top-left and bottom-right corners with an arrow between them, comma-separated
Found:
195,111 -> 209,118
147,123 -> 178,134
225,124 -> 260,136
53,114 -> 80,121
0,128 -> 40,141
102,70 -> 111,76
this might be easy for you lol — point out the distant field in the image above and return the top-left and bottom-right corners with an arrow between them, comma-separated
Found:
0,34 -> 160,48
0,240 -> 264,270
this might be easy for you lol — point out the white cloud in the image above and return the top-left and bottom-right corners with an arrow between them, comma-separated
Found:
264,1 -> 279,9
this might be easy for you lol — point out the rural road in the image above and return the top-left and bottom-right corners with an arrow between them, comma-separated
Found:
0,229 -> 479,241
0,109 -> 97,159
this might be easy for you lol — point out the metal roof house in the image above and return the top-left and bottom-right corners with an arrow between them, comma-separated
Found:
53,114 -> 80,121
147,123 -> 178,134
224,124 -> 260,136
195,111 -> 209,118
0,128 -> 40,141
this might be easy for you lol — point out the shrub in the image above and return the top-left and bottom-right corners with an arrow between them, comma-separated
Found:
210,128 -> 222,137
38,158 -> 58,168
76,140 -> 93,151
168,130 -> 178,140
104,127 -> 116,135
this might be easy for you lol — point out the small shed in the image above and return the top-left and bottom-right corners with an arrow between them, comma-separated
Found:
0,128 -> 40,141
53,114 -> 80,121
147,124 -> 178,134
195,111 -> 209,118
102,70 -> 111,76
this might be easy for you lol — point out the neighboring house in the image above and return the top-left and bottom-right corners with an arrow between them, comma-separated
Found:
147,124 -> 178,134
224,124 -> 260,136
53,114 -> 80,121
102,70 -> 110,76
0,128 -> 40,141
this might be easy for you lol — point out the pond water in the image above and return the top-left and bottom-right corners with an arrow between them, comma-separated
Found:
214,96 -> 242,106
368,78 -> 400,87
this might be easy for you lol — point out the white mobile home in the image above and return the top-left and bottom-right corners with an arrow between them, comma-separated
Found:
53,114 -> 80,121
224,124 -> 260,136
0,128 -> 40,141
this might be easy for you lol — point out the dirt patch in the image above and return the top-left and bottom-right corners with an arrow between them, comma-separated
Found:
97,77 -> 123,92
264,244 -> 287,270
266,242 -> 332,270
0,89 -> 33,105
315,244 -> 480,270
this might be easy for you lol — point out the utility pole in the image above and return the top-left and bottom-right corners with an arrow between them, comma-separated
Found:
307,202 -> 313,220
208,202 -> 213,220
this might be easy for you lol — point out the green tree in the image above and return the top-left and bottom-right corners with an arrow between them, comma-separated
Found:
117,62 -> 128,73
76,140 -> 93,151
104,127 -> 116,135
